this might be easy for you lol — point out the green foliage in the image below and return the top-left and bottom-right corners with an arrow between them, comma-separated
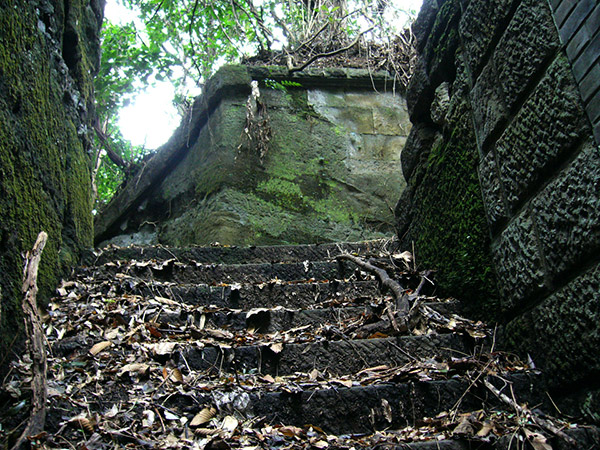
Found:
264,78 -> 303,91
94,130 -> 148,209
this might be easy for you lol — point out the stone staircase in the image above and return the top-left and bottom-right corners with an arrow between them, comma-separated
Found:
13,240 -> 598,448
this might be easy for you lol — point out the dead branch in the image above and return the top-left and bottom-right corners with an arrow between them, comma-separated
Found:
288,26 -> 375,74
482,378 -> 577,447
93,121 -> 130,171
337,253 -> 408,314
11,232 -> 48,450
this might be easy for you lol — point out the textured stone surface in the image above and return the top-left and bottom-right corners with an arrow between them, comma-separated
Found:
400,123 -> 438,180
459,0 -> 517,78
396,0 -> 600,411
422,0 -> 461,85
478,151 -> 507,233
430,82 -> 450,126
533,143 -> 600,280
470,61 -> 507,149
402,90 -> 499,316
494,0 -> 560,110
495,55 -> 589,213
492,212 -> 546,311
505,262 -> 600,387
412,0 -> 440,52
394,189 -> 413,238
406,59 -> 433,122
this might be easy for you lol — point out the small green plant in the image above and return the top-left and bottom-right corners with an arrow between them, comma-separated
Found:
264,78 -> 302,91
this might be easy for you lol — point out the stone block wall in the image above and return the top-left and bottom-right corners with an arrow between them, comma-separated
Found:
397,0 -> 600,414
96,66 -> 411,247
0,1 -> 102,362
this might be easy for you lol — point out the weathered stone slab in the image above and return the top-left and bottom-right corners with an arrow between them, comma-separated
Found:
566,16 -> 595,60
532,142 -> 600,280
495,54 -> 589,213
412,0 -> 440,52
85,239 -> 391,266
571,31 -> 600,83
459,0 -> 517,78
94,65 -> 252,243
553,0 -> 576,28
494,0 -> 560,111
470,61 -> 507,148
406,59 -> 434,122
400,123 -> 438,180
559,0 -> 596,45
491,211 -> 546,311
504,261 -> 600,387
422,0 -> 462,85
579,59 -> 600,103
478,151 -> 507,233
587,92 -> 600,123
184,334 -> 470,376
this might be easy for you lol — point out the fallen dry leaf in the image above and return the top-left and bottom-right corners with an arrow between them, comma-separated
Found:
145,342 -> 177,355
269,342 -> 284,353
221,415 -> 239,433
170,367 -> 184,384
190,406 -> 217,427
118,363 -> 150,377
523,428 -> 552,450
260,374 -> 275,383
279,425 -> 304,437
382,398 -> 393,423
69,416 -> 95,433
477,420 -> 495,437
89,340 -> 112,356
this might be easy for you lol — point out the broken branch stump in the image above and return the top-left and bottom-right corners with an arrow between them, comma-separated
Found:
12,231 -> 48,450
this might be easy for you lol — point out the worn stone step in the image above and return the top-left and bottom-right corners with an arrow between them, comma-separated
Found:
179,333 -> 472,377
156,301 -> 462,334
79,259 -> 359,285
184,373 -> 542,435
83,239 -> 393,266
158,305 -> 369,332
100,279 -> 383,310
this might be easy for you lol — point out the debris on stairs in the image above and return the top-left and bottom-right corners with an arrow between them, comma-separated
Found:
1,239 -> 598,449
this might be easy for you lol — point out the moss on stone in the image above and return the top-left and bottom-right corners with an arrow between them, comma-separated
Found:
256,178 -> 306,211
0,1 -> 95,361
404,98 -> 499,319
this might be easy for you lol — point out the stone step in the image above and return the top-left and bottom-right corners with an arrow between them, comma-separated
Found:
97,279 -> 383,310
83,239 -> 393,266
185,373 -> 542,435
155,301 -> 462,334
178,333 -> 472,377
157,305 -> 370,332
79,259 -> 358,285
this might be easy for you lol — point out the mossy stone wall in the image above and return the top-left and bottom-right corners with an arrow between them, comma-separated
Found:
0,0 -> 101,360
398,0 -> 600,417
97,65 -> 410,247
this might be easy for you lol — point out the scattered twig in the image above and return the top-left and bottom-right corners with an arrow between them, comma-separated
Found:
482,378 -> 577,447
11,232 -> 48,450
336,253 -> 408,314
288,26 -> 375,74
93,120 -> 130,171
414,270 -> 433,296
